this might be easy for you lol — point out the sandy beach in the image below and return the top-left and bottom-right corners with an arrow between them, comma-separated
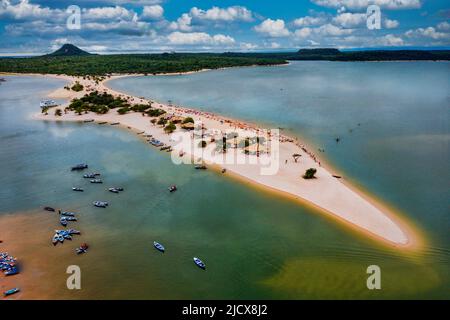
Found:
18,72 -> 420,249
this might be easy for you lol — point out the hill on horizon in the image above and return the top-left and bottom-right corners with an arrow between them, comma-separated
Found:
44,44 -> 93,57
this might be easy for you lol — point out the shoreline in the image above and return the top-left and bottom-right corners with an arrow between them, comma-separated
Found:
4,70 -> 423,250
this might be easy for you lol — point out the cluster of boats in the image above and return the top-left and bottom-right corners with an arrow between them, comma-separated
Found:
1,253 -> 20,297
152,242 -> 206,270
52,229 -> 81,245
59,210 -> 77,227
1,252 -> 19,276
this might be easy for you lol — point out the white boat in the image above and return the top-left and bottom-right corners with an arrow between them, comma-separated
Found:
40,99 -> 58,109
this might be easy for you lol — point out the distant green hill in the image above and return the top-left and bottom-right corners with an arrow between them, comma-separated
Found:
45,44 -> 93,57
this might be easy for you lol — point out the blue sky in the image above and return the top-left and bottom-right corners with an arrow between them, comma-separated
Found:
0,0 -> 449,55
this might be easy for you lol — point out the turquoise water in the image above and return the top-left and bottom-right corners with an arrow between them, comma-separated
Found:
0,61 -> 449,299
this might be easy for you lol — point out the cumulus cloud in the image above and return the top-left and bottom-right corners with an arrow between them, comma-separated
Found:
311,0 -> 422,10
254,19 -> 290,37
0,0 -> 58,20
405,26 -> 450,40
169,13 -> 193,31
190,6 -> 253,22
437,21 -> 450,31
142,5 -> 164,20
379,34 -> 404,46
332,12 -> 366,28
293,15 -> 327,27
82,6 -> 135,21
384,18 -> 399,28
167,31 -> 235,45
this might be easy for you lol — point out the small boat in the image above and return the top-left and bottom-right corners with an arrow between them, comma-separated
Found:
57,236 -> 65,243
98,121 -> 108,125
3,288 -> 20,297
168,185 -> 177,192
83,173 -> 100,178
60,211 -> 76,217
90,179 -> 103,184
108,187 -> 120,193
52,235 -> 59,245
153,241 -> 165,253
193,257 -> 206,270
72,187 -> 84,192
114,187 -> 124,191
4,266 -> 19,276
110,122 -> 120,125
60,219 -> 68,227
195,165 -> 207,170
71,163 -> 88,171
83,119 -> 94,123
93,201 -> 108,208
44,206 -> 55,212
67,229 -> 81,235
332,175 -> 342,179
40,99 -> 57,109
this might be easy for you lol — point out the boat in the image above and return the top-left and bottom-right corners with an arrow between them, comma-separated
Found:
108,187 -> 120,193
168,185 -> 177,192
193,257 -> 206,270
83,119 -> 94,123
3,288 -> 20,297
195,165 -> 207,170
90,179 -> 103,184
44,206 -> 55,212
93,201 -> 108,208
52,235 -> 59,245
221,168 -> 227,174
67,229 -> 81,235
114,187 -> 124,191
76,243 -> 89,254
332,175 -> 342,179
153,241 -> 165,253
110,122 -> 120,125
4,266 -> 19,276
72,187 -> 84,192
60,211 -> 76,217
83,173 -> 100,178
71,163 -> 88,171
40,99 -> 57,109
98,121 -> 108,125
60,218 -> 68,227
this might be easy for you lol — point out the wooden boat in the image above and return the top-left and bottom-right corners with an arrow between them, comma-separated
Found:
153,241 -> 165,253
3,288 -> 20,297
193,257 -> 206,270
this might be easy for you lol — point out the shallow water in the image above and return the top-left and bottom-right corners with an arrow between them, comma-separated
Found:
0,62 -> 449,299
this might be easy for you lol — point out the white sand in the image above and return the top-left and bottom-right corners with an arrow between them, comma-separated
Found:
29,73 -> 418,249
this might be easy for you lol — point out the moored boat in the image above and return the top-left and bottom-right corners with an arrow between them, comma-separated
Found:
44,206 -> 55,212
93,201 -> 108,208
90,179 -> 103,184
72,187 -> 84,192
71,163 -> 88,171
3,288 -> 20,297
153,241 -> 165,253
168,185 -> 177,192
193,257 -> 206,270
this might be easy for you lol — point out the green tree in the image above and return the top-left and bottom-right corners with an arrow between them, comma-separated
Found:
303,168 -> 317,179
164,122 -> 176,134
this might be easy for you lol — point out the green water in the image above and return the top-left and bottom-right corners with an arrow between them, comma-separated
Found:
0,62 -> 449,299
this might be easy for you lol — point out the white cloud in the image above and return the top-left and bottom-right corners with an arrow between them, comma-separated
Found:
316,23 -> 353,36
311,0 -> 422,10
254,19 -> 290,37
384,18 -> 399,29
332,12 -> 366,28
142,5 -> 164,20
437,21 -> 450,31
82,6 -> 135,20
0,0 -> 57,20
169,13 -> 192,31
405,26 -> 450,40
379,34 -> 404,46
293,16 -> 327,27
294,27 -> 313,38
190,6 -> 253,22
167,32 -> 235,45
